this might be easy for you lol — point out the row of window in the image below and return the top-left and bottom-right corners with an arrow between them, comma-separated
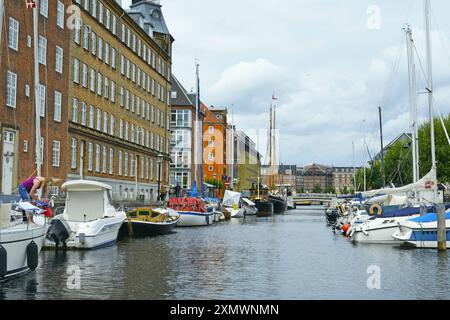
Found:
71,138 -> 164,181
71,97 -> 170,154
73,0 -> 171,81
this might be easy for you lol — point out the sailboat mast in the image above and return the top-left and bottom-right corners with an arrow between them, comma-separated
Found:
0,0 -> 4,47
425,0 -> 437,203
33,1 -> 42,178
405,26 -> 420,182
193,62 -> 199,193
378,106 -> 386,187
268,101 -> 273,189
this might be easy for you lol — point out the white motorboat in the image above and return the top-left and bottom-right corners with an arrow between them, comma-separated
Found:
45,180 -> 126,250
0,203 -> 46,280
222,191 -> 246,219
393,211 -> 450,248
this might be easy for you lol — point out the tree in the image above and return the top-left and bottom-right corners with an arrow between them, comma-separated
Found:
342,186 -> 349,195
313,185 -> 322,194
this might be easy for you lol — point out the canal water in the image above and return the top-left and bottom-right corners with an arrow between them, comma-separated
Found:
1,209 -> 449,300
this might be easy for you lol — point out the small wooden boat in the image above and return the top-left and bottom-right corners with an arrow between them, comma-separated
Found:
121,208 -> 179,237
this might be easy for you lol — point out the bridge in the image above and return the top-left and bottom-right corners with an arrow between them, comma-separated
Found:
293,193 -> 336,206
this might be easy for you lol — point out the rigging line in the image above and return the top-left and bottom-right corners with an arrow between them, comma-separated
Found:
430,6 -> 450,65
43,15 -> 49,178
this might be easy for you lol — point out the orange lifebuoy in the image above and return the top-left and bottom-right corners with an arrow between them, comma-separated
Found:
369,204 -> 383,216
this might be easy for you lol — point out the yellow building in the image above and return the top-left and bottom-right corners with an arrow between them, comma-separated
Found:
67,0 -> 173,201
234,130 -> 261,192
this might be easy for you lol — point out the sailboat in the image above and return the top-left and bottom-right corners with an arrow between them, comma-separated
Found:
0,3 -> 47,280
168,63 -> 213,227
351,2 -> 443,244
267,95 -> 287,214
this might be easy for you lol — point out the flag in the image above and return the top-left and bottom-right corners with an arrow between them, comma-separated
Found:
272,94 -> 278,100
26,0 -> 36,9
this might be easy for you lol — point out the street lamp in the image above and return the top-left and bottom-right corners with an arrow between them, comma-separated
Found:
157,152 -> 164,202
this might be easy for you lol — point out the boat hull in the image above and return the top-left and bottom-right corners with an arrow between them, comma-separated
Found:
177,212 -> 214,227
121,219 -> 178,237
0,224 -> 46,280
269,196 -> 287,214
254,200 -> 274,217
243,205 -> 258,216
45,214 -> 126,250
393,217 -> 450,248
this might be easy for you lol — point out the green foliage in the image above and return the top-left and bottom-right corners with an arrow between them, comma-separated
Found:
205,178 -> 223,190
341,186 -> 349,195
313,185 -> 322,193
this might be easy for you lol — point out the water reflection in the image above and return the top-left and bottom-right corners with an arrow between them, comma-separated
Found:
1,210 -> 450,300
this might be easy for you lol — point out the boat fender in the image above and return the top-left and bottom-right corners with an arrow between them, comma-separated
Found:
369,204 -> 383,217
0,245 -> 7,278
26,241 -> 39,271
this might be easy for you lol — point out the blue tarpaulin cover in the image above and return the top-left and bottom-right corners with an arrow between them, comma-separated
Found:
410,211 -> 450,223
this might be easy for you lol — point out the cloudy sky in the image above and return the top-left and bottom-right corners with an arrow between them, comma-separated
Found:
123,0 -> 450,167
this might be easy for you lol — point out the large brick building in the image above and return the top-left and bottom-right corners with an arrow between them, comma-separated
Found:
234,130 -> 261,192
0,0 -> 71,195
66,0 -> 173,201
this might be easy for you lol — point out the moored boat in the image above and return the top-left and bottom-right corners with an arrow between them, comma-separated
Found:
45,180 -> 126,250
254,199 -> 274,217
269,194 -> 287,214
168,198 -> 214,227
120,208 -> 179,237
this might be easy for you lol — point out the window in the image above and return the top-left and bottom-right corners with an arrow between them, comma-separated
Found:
102,146 -> 107,173
120,55 -> 125,75
111,81 -> 116,103
90,68 -> 96,92
55,46 -> 63,74
126,59 -> 130,78
130,154 -> 135,177
151,105 -> 155,122
73,58 -> 80,83
91,32 -> 97,55
95,144 -> 101,172
83,0 -> 89,11
110,114 -> 115,136
97,73 -> 102,96
104,42 -> 110,65
81,103 -> 87,126
171,130 -> 191,149
40,0 -> 48,18
111,48 -> 116,69
72,98 -> 79,123
131,124 -> 135,143
124,152 -> 129,176
98,2 -> 104,24
105,9 -> 110,30
6,71 -> 17,108
38,36 -> 47,65
140,157 -> 144,179
112,15 -> 117,35
38,85 -> 46,117
71,138 -> 77,169
131,94 -> 135,113
125,90 -> 129,110
82,63 -> 88,87
150,159 -> 154,181
57,1 -> 65,29
52,141 -> 61,167
120,87 -> 124,107
145,158 -> 149,180
74,25 -> 81,44
109,148 -> 114,175
132,63 -> 136,82
118,120 -> 126,141
89,105 -> 95,128
121,24 -> 126,43
91,0 -> 97,18
8,18 -> 19,51
125,122 -> 129,140
83,26 -> 89,50
209,126 -> 214,134
96,108 -> 102,131
98,37 -> 103,60
54,91 -> 62,122
103,111 -> 108,133
104,77 -> 109,99
88,143 -> 93,171
118,151 -> 122,176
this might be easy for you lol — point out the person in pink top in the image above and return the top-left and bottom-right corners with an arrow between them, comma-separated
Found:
18,176 -> 47,201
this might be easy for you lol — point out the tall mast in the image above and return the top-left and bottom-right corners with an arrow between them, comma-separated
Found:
424,0 -> 438,202
405,26 -> 420,182
352,141 -> 356,192
34,1 -> 42,178
0,0 -> 4,47
193,61 -> 199,195
378,106 -> 386,187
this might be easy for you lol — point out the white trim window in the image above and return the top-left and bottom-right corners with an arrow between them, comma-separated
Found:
111,81 -> 116,103
118,151 -> 122,176
125,121 -> 129,141
38,84 -> 46,117
52,141 -> 61,167
73,58 -> 80,83
105,9 -> 110,30
88,142 -> 93,171
72,97 -> 79,123
111,48 -> 116,69
91,0 -> 97,18
120,55 -> 125,75
57,1 -> 65,29
98,37 -> 103,60
130,154 -> 135,177
95,144 -> 101,173
150,159 -> 154,181
91,32 -> 97,55
74,26 -> 81,45
119,119 -> 123,139
90,68 -> 96,92
6,71 -> 17,108
112,14 -> 117,35
103,111 -> 108,133
124,152 -> 129,176
55,46 -> 63,74
40,0 -> 48,18
71,138 -> 77,169
104,42 -> 110,65
82,63 -> 88,88
119,87 -> 124,107
89,105 -> 95,128
96,108 -> 102,131
81,102 -> 87,126
97,73 -> 102,96
109,148 -> 114,175
102,146 -> 107,174
54,91 -> 62,122
8,18 -> 19,51
83,26 -> 89,50
104,77 -> 109,99
38,36 -> 47,65
110,114 -> 115,136
98,2 -> 104,24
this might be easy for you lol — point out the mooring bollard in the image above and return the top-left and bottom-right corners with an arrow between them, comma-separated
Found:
437,204 -> 447,251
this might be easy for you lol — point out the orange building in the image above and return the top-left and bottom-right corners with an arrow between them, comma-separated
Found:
202,105 -> 228,198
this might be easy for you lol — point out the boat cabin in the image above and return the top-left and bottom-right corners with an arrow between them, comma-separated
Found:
62,180 -> 117,222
